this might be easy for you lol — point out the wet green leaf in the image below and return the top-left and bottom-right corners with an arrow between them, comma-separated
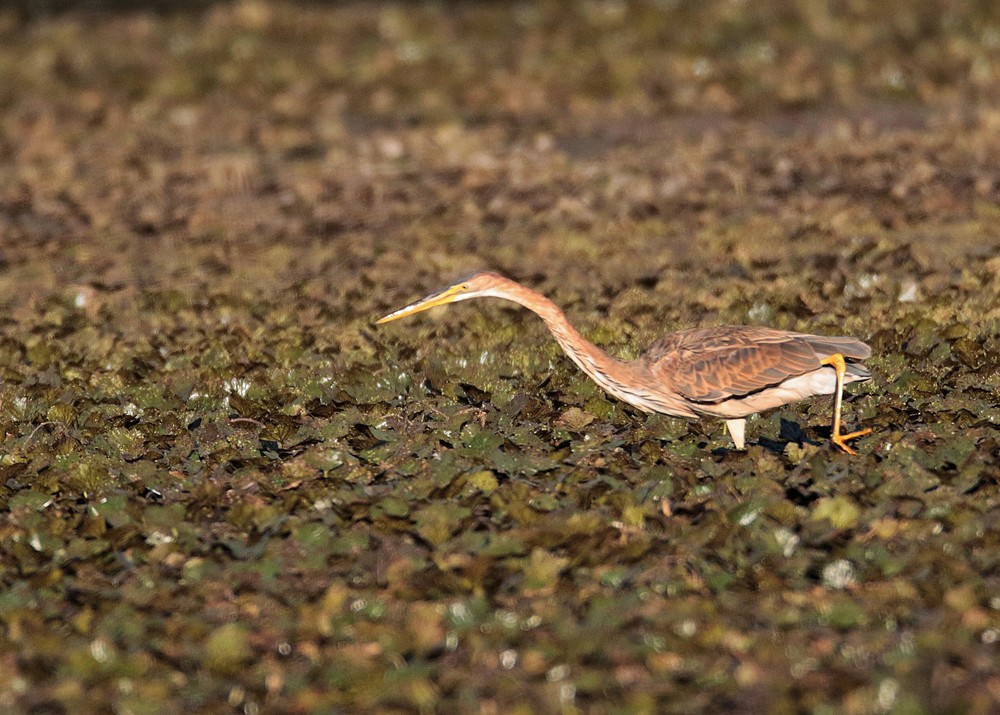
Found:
521,547 -> 569,596
203,623 -> 252,674
414,503 -> 471,546
811,496 -> 861,529
465,470 -> 499,494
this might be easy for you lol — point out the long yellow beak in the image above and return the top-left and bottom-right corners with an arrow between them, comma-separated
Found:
375,285 -> 466,324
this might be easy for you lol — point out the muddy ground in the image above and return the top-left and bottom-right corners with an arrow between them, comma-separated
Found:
1,1 -> 999,713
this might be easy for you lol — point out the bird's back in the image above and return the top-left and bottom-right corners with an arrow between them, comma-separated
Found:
644,326 -> 869,361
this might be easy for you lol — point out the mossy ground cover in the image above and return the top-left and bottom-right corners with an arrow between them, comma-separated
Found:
1,2 -> 999,713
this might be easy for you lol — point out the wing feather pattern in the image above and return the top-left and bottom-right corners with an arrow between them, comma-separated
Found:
642,326 -> 870,404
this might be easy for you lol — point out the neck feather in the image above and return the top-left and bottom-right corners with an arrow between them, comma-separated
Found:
494,282 -> 645,405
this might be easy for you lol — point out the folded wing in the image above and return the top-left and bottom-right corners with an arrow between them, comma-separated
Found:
642,326 -> 870,404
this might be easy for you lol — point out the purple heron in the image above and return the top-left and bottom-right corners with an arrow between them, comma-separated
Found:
376,272 -> 872,454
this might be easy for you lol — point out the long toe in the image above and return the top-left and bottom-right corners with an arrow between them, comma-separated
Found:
832,428 -> 873,455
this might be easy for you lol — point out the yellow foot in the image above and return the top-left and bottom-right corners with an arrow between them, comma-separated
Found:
831,428 -> 873,455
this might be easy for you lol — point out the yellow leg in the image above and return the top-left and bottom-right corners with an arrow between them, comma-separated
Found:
820,353 -> 872,455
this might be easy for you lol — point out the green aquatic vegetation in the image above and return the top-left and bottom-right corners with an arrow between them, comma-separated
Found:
0,1 -> 999,713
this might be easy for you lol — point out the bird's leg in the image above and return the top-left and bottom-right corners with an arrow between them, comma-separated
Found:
725,419 -> 746,450
820,353 -> 872,455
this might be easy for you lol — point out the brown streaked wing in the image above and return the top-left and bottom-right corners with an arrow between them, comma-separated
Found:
642,327 -> 845,403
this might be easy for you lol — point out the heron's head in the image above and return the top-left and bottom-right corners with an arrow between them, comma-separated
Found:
376,271 -> 509,324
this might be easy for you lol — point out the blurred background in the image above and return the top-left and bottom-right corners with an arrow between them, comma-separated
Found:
2,0 -> 999,324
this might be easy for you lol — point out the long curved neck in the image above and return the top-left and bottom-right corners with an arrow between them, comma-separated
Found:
494,281 -> 644,403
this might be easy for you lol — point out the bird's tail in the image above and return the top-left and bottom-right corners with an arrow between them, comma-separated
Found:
845,362 -> 871,383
